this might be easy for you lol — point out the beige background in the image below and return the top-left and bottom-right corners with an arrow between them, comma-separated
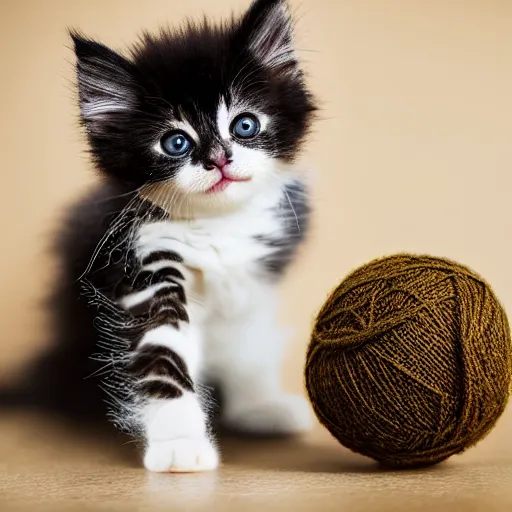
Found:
0,0 -> 511,510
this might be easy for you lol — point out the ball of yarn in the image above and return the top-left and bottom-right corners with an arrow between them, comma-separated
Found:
305,254 -> 512,467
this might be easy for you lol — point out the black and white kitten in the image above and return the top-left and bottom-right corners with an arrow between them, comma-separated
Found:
23,0 -> 316,472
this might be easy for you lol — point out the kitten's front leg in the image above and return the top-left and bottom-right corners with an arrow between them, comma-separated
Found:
120,239 -> 217,472
211,300 -> 313,436
129,325 -> 217,472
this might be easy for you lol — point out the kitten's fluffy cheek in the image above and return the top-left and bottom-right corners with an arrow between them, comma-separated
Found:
174,163 -> 217,194
228,144 -> 273,185
216,146 -> 279,202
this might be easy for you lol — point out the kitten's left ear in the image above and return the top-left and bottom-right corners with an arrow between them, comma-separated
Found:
70,30 -> 138,126
240,0 -> 297,73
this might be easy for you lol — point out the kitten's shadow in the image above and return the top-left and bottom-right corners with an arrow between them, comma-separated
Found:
217,427 -> 378,474
69,418 -> 142,467
217,431 -> 449,475
8,410 -> 142,468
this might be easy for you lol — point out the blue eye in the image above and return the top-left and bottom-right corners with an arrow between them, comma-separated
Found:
231,114 -> 260,139
161,132 -> 192,156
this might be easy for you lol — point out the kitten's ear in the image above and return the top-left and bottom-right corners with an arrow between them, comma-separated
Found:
240,0 -> 297,73
70,31 -> 138,125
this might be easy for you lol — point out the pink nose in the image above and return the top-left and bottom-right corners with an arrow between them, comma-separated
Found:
204,155 -> 232,171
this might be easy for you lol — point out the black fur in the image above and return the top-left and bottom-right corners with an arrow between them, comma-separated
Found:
72,0 -> 315,186
136,380 -> 183,400
14,183 -> 143,420
127,345 -> 194,394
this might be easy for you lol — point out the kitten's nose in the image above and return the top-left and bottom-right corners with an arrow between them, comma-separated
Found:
203,153 -> 232,171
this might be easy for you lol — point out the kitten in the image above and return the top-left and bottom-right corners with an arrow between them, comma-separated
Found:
17,0 -> 316,472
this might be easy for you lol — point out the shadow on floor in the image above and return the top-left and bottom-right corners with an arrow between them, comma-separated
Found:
0,410 -> 447,477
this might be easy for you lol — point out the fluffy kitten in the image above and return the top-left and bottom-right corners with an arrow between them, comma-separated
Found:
19,0 -> 316,472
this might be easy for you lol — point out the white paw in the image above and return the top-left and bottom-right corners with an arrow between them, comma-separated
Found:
143,437 -> 219,473
135,222 -> 201,267
225,394 -> 313,436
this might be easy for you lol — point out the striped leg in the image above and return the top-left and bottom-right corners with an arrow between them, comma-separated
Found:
119,249 -> 218,473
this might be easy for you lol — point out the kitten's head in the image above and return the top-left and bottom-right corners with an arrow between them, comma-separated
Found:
72,0 -> 316,216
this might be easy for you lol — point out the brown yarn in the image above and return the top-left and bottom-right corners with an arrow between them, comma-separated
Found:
305,254 -> 512,467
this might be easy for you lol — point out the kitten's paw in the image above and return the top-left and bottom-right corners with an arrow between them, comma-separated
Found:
225,394 -> 313,436
144,437 -> 219,473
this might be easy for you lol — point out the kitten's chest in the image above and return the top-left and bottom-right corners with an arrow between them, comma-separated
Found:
185,207 -> 278,269
137,208 -> 281,316
191,223 -> 272,316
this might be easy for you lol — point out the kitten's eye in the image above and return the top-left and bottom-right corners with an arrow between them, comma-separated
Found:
231,114 -> 260,139
160,131 -> 192,156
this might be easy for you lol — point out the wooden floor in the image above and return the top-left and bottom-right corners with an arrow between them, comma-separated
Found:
1,410 -> 511,512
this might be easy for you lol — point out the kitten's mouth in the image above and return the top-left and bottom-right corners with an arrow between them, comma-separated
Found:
206,175 -> 251,194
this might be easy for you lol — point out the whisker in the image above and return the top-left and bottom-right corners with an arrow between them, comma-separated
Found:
283,185 -> 301,234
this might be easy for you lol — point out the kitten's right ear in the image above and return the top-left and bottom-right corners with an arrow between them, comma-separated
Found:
239,0 -> 296,74
70,31 -> 138,125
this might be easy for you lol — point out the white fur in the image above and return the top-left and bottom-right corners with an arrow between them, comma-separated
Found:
216,99 -> 230,139
144,437 -> 219,473
119,283 -> 178,310
131,178 -> 312,472
144,392 -> 206,441
143,393 -> 218,472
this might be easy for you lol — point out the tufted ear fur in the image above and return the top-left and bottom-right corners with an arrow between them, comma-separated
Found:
70,31 -> 138,130
240,0 -> 297,73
